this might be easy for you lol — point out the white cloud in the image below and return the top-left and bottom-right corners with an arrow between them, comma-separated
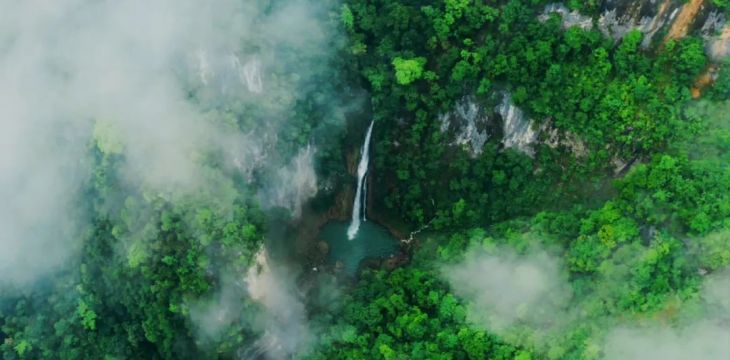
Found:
0,0 -> 337,287
443,248 -> 572,332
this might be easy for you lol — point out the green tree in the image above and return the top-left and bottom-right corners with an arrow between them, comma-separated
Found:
392,57 -> 427,85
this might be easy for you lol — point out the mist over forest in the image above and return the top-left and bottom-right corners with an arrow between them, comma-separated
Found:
1,0 -> 730,359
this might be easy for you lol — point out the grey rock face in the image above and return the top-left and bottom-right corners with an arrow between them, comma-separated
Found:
496,93 -> 539,157
439,97 -> 490,157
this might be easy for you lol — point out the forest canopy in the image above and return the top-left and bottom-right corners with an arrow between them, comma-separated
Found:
1,0 -> 729,360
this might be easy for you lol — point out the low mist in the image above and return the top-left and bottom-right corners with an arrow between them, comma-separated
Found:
443,241 -> 730,358
442,247 -> 572,332
0,1 -> 344,358
604,271 -> 730,360
0,0 -> 340,283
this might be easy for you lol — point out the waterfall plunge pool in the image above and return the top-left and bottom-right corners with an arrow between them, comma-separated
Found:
319,220 -> 400,275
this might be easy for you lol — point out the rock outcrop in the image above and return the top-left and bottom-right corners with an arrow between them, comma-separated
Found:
439,97 -> 491,157
496,93 -> 539,157
543,1 -> 727,54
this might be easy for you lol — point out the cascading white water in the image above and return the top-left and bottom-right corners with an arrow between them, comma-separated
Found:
347,120 -> 374,240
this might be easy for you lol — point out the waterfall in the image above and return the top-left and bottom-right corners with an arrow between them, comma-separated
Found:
347,120 -> 374,240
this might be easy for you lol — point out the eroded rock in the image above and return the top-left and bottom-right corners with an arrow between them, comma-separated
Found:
439,97 -> 490,157
496,93 -> 539,157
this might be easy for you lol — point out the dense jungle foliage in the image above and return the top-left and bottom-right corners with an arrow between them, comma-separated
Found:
2,1 -> 729,360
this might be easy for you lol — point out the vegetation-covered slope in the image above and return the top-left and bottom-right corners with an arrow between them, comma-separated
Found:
1,1 -> 729,360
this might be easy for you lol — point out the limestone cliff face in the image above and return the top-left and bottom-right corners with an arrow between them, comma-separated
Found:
542,0 -> 683,40
437,94 -> 540,158
597,0 -> 685,44
438,97 -> 491,157
496,93 -> 539,157
544,1 -> 727,54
